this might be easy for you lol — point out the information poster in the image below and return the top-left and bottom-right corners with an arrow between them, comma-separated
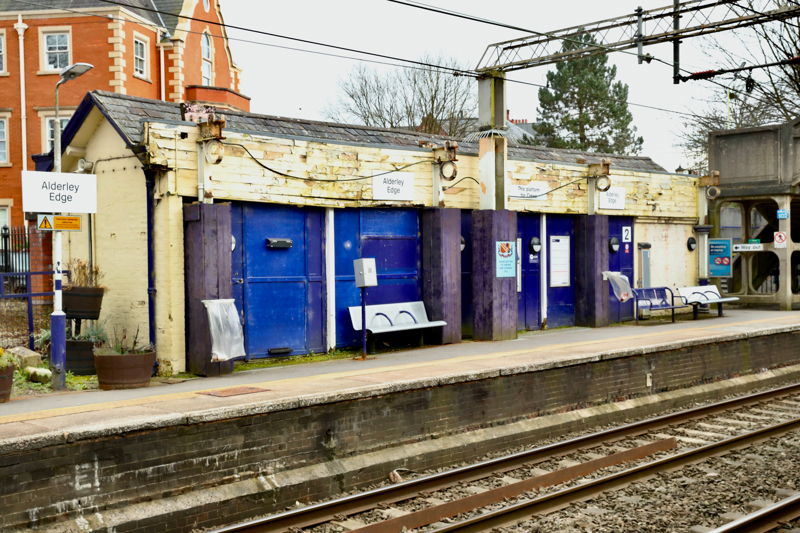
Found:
709,238 -> 732,278
549,236 -> 571,287
496,241 -> 516,278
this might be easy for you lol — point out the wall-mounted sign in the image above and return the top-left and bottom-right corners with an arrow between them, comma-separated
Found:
709,238 -> 732,278
599,186 -> 626,210
733,243 -> 763,252
622,226 -> 632,243
372,171 -> 414,201
774,231 -> 787,248
22,171 -> 97,214
748,239 -> 760,244
508,182 -> 548,201
496,241 -> 516,278
777,209 -> 790,220
549,236 -> 570,287
36,214 -> 81,232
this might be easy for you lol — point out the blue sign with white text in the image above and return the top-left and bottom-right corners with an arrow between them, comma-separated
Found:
496,241 -> 516,278
778,209 -> 789,220
709,238 -> 732,278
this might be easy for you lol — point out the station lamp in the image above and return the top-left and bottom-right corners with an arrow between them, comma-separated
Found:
529,237 -> 542,254
687,237 -> 698,251
609,237 -> 620,253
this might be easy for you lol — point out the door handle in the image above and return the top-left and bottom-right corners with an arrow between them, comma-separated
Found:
233,278 -> 244,284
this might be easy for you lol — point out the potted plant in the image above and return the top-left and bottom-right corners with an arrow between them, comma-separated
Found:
38,321 -> 108,376
94,327 -> 155,390
0,348 -> 18,403
63,259 -> 105,320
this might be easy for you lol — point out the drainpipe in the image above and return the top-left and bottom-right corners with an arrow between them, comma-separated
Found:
145,172 -> 157,347
14,16 -> 28,173
159,43 -> 166,101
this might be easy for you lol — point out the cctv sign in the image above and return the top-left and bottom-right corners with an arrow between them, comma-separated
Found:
22,171 -> 97,214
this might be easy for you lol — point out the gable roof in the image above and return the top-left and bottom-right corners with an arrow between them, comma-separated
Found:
0,0 -> 175,31
54,91 -> 668,173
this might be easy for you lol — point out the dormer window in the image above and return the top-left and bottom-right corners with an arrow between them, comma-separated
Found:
201,33 -> 212,86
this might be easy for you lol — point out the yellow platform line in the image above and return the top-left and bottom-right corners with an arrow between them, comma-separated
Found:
2,314 -> 799,426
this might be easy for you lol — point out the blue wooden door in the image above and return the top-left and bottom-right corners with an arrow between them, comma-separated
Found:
334,208 -> 421,348
546,214 -> 575,328
517,213 -> 542,331
609,216 -> 635,323
461,210 -> 473,337
232,202 -> 325,358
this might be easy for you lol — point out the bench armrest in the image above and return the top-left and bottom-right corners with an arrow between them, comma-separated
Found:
397,310 -> 418,324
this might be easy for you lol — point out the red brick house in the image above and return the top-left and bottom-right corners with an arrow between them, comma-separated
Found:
0,0 -> 248,228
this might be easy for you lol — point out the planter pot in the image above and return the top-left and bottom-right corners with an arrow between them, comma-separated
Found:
94,351 -> 155,390
63,287 -> 105,320
66,340 -> 96,376
0,364 -> 14,403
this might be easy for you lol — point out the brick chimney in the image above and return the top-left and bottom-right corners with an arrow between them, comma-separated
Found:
185,85 -> 251,112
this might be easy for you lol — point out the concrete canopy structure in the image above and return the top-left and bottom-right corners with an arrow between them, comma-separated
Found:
709,116 -> 800,310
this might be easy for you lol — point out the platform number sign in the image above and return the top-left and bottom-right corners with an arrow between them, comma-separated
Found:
622,226 -> 632,243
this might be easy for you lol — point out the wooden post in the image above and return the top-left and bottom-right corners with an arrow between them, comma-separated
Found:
184,202 -> 234,376
421,208 -> 462,345
574,214 -> 610,327
472,209 -> 517,341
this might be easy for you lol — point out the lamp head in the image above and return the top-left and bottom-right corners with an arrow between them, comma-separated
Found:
60,63 -> 93,82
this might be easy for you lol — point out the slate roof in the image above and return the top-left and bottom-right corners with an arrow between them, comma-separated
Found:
89,91 -> 667,172
0,0 -> 177,32
152,0 -> 183,34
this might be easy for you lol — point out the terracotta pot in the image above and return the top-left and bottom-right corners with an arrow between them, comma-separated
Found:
0,364 -> 14,403
94,351 -> 155,390
63,287 -> 105,320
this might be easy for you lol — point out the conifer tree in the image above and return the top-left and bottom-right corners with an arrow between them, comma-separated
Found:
534,33 -> 643,155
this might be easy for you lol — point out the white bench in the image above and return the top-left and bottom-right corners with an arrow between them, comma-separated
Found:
348,301 -> 446,352
677,286 -> 740,319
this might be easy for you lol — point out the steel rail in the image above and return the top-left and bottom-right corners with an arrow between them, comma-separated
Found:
708,493 -> 800,533
210,382 -> 800,533
433,416 -> 800,533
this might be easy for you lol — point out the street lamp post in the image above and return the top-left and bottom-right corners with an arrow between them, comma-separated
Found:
51,62 -> 92,390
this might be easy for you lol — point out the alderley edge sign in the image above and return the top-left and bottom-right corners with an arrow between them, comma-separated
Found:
22,171 -> 97,214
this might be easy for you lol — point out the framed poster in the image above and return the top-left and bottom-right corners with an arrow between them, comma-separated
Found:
549,236 -> 570,287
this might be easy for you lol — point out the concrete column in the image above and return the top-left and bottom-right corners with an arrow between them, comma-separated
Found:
574,215 -> 609,328
477,73 -> 507,211
420,208 -> 462,345
472,210 -> 517,341
776,195 -> 793,310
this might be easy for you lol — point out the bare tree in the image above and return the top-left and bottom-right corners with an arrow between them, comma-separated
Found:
323,54 -> 477,138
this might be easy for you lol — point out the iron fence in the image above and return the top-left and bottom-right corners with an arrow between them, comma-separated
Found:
0,225 -> 30,293
0,271 -> 54,351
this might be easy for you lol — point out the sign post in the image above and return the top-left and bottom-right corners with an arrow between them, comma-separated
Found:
22,170 -> 96,389
353,258 -> 377,360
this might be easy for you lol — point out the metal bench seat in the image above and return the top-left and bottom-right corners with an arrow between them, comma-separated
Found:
349,301 -> 446,343
677,286 -> 740,319
632,287 -> 688,324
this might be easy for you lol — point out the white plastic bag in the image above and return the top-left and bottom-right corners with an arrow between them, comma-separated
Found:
202,299 -> 246,362
602,271 -> 632,303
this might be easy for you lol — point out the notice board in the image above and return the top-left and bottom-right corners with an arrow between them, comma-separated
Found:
550,236 -> 570,287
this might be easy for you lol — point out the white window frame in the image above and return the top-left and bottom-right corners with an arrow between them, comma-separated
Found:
133,32 -> 150,81
0,30 -> 7,76
0,117 -> 8,164
38,27 -> 72,74
0,205 -> 9,230
201,33 -> 213,86
41,115 -> 71,153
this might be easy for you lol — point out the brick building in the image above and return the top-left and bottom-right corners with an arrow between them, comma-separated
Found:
0,0 -> 247,228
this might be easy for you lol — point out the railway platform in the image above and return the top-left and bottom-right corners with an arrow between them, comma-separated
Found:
3,309 -> 800,533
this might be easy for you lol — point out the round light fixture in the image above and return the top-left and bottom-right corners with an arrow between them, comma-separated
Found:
595,176 -> 612,192
706,186 -> 721,200
231,235 -> 236,252
609,237 -> 620,253
529,236 -> 542,254
440,160 -> 457,181
205,139 -> 224,164
687,237 -> 697,251
460,235 -> 466,252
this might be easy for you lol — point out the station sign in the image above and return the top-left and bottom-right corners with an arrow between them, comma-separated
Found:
508,182 -> 548,201
37,214 -> 81,232
372,171 -> 414,201
599,186 -> 626,210
22,171 -> 97,214
733,243 -> 763,252
748,239 -> 760,244
709,238 -> 732,278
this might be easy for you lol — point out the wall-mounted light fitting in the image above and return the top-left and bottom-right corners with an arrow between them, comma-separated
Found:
595,176 -> 612,192
609,237 -> 620,253
460,235 -> 466,252
439,159 -> 457,181
687,237 -> 697,251
706,186 -> 721,200
529,236 -> 542,254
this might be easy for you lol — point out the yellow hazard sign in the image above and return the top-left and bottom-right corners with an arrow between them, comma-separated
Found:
36,214 -> 81,232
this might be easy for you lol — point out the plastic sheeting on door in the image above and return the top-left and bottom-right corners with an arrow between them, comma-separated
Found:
603,271 -> 633,303
202,299 -> 246,362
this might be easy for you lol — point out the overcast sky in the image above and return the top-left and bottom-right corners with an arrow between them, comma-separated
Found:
222,0 -> 740,173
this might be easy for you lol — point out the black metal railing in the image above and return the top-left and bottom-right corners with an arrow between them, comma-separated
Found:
0,225 -> 31,293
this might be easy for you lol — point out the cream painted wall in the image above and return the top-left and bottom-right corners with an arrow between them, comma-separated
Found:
634,219 -> 700,315
63,119 -> 151,349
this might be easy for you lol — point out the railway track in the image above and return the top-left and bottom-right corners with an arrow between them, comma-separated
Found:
212,382 -> 800,533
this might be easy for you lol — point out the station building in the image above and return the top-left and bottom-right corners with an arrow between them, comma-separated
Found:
38,90 -> 703,373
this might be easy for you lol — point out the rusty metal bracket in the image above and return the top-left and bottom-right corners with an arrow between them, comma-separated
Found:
699,170 -> 721,187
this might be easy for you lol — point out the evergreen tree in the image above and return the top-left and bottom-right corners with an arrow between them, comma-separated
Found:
533,33 -> 644,155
